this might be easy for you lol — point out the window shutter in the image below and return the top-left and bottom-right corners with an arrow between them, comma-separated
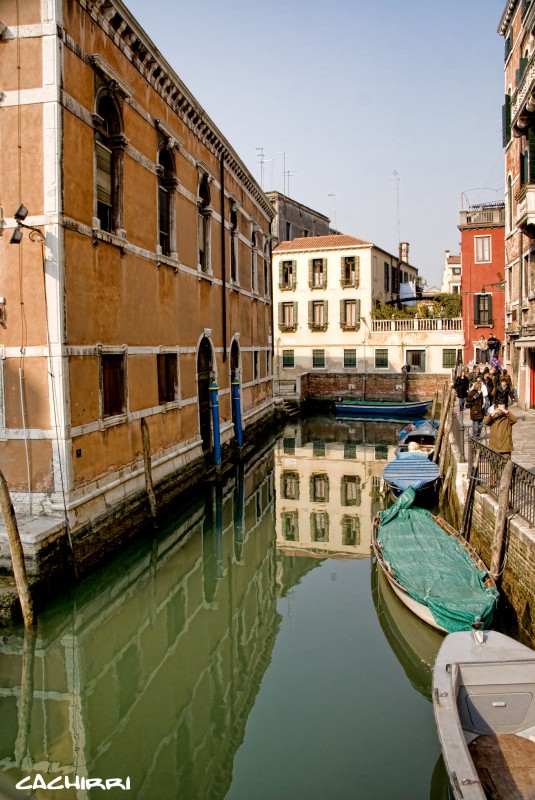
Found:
96,141 -> 112,204
308,259 -> 313,287
528,130 -> 535,183
340,256 -> 345,282
292,260 -> 297,287
323,300 -> 328,325
323,258 -> 328,286
355,299 -> 361,321
502,95 -> 511,148
308,301 -> 313,325
278,303 -> 284,325
488,295 -> 493,325
293,302 -> 298,325
340,299 -> 346,324
355,257 -> 360,287
474,295 -> 480,326
279,263 -> 284,286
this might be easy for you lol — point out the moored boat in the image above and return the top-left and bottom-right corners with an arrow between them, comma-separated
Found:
395,420 -> 438,458
372,488 -> 498,633
433,628 -> 535,799
334,399 -> 432,418
382,453 -> 440,504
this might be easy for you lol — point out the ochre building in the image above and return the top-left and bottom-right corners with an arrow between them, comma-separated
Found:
0,0 -> 275,531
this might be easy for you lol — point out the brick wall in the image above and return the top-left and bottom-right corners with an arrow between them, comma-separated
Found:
443,436 -> 535,644
300,372 -> 448,402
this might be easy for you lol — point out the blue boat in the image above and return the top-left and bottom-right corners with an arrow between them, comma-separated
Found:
382,452 -> 440,503
396,420 -> 438,458
334,399 -> 432,418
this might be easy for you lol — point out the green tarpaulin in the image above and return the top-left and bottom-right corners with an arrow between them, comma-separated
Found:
377,489 -> 499,632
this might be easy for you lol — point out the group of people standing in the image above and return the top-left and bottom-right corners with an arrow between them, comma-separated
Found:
476,332 -> 502,368
452,360 -> 517,456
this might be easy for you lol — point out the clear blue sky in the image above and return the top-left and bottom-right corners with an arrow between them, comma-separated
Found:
125,0 -> 506,286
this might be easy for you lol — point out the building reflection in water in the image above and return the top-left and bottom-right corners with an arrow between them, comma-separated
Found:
0,449 -> 279,800
276,416 -> 404,559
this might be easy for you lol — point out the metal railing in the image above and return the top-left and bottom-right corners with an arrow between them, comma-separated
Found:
469,439 -> 535,528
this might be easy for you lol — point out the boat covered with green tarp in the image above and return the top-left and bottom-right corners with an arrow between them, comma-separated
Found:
372,488 -> 499,633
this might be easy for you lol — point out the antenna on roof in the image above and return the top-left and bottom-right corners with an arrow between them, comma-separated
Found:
393,170 -> 401,245
256,147 -> 265,189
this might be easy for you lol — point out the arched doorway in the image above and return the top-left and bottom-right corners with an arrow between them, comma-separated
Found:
197,337 -> 213,454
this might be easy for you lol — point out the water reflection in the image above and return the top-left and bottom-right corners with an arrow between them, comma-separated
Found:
0,451 -> 278,799
0,418 -> 447,800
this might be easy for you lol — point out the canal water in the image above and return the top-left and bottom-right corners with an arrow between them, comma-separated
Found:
0,416 -> 454,800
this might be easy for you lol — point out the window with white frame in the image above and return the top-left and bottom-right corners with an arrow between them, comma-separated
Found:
279,302 -> 297,331
101,351 -> 126,418
473,293 -> 493,326
344,349 -> 357,368
312,349 -> 325,368
375,349 -> 388,369
309,300 -> 328,330
475,236 -> 491,263
282,349 -> 295,368
279,259 -> 296,290
340,298 -> 360,329
309,257 -> 327,288
406,349 -> 426,372
341,255 -> 359,287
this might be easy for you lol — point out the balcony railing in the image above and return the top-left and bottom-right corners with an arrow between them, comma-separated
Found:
515,185 -> 535,235
370,318 -> 462,333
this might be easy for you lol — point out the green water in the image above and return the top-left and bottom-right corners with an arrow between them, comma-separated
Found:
0,418 -> 449,800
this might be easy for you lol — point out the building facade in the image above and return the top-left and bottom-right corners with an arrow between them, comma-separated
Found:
500,0 -> 535,407
0,0 -> 274,530
458,203 -> 506,366
441,250 -> 462,294
267,192 -> 331,244
272,234 -> 459,383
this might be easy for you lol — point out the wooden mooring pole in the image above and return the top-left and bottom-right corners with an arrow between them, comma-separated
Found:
490,459 -> 514,579
433,384 -> 451,464
459,449 -> 480,540
0,469 -> 35,628
140,418 -> 157,520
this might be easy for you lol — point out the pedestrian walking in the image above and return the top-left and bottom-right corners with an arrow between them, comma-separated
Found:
487,332 -> 501,362
452,367 -> 470,414
494,378 -> 514,409
477,335 -> 488,364
466,380 -> 484,438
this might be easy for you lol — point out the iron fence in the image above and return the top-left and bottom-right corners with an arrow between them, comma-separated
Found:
469,438 -> 535,528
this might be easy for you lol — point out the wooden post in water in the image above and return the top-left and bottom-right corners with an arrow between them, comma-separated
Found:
14,626 -> 36,766
438,395 -> 454,476
0,469 -> 35,628
459,449 -> 480,540
439,465 -> 452,505
431,389 -> 438,425
433,384 -> 450,464
140,418 -> 157,520
490,459 -> 514,579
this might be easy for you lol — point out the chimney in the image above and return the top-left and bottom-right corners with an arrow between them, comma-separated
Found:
399,242 -> 409,263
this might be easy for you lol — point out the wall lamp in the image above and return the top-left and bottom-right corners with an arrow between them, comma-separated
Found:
9,204 -> 45,244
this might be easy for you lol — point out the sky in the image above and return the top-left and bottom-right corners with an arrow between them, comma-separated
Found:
125,0 -> 506,287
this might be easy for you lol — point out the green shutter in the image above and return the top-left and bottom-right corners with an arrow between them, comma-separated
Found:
323,258 -> 328,286
473,295 -> 480,326
293,302 -> 298,325
355,299 -> 361,321
528,129 -> 535,183
279,263 -> 284,286
502,94 -> 511,148
323,300 -> 328,325
96,141 -> 112,204
488,295 -> 493,326
308,259 -> 313,288
308,301 -> 313,325
278,303 -> 284,325
340,299 -> 346,324
355,256 -> 360,288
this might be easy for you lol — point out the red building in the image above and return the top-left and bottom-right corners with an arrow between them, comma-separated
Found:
458,203 -> 506,365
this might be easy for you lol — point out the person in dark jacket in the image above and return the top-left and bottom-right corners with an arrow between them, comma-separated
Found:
487,332 -> 500,361
493,379 -> 514,409
466,381 -> 484,438
452,367 -> 470,414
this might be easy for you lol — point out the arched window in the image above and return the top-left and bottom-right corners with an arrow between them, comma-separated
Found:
198,176 -> 211,273
157,145 -> 177,257
94,94 -> 124,233
263,241 -> 270,297
230,206 -> 238,283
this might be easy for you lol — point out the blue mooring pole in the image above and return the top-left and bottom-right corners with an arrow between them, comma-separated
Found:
209,379 -> 221,466
231,377 -> 243,447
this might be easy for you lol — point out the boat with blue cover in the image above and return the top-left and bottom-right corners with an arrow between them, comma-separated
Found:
382,451 -> 440,503
372,488 -> 499,633
334,399 -> 432,418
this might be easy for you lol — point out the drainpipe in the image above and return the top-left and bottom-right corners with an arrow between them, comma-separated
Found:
231,372 -> 243,447
210,378 -> 222,466
220,153 -> 227,363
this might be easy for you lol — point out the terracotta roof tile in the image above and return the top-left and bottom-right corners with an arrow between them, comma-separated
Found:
447,255 -> 461,264
274,234 -> 371,253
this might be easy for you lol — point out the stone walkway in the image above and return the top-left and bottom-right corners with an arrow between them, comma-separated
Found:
459,404 -> 535,472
